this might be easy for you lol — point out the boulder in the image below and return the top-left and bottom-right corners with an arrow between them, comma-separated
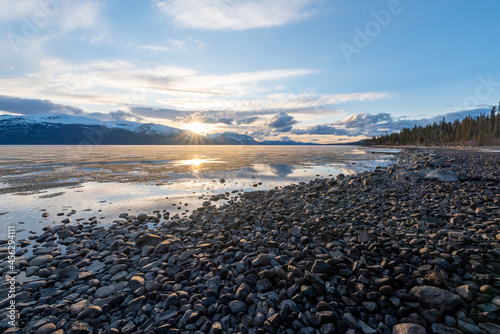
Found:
424,169 -> 458,182
410,285 -> 462,314
136,233 -> 162,247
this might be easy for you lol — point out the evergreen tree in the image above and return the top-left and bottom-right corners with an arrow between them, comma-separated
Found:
367,104 -> 500,145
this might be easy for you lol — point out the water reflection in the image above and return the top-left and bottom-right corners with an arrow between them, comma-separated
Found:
0,145 -> 398,243
269,164 -> 294,177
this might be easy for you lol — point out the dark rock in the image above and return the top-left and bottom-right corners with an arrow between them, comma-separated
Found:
229,300 -> 247,314
252,254 -> 273,267
409,285 -> 462,314
392,323 -> 426,334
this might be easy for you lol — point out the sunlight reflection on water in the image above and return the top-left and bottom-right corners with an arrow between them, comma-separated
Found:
0,145 -> 398,244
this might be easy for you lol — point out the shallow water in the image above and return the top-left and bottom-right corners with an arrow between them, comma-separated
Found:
0,145 -> 398,244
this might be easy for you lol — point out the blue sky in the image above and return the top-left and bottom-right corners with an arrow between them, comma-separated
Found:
0,0 -> 499,143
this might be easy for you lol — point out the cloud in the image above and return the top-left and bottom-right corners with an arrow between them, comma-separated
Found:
178,111 -> 235,125
0,59 -> 318,107
139,37 -> 205,53
273,125 -> 293,133
179,91 -> 389,114
331,108 -> 491,137
154,0 -> 320,30
107,110 -> 144,122
129,107 -> 188,121
0,0 -> 106,35
335,113 -> 393,129
267,112 -> 298,129
0,94 -> 85,115
0,56 -> 389,117
0,95 -> 146,123
291,124 -> 349,135
59,1 -> 105,34
236,116 -> 260,125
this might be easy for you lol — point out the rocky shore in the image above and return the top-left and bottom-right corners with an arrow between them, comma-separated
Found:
1,148 -> 499,334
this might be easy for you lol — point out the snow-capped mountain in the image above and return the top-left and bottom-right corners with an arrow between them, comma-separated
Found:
0,114 -> 182,136
0,114 -> 260,145
208,132 -> 260,145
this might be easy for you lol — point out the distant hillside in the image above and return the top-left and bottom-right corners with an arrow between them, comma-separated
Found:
365,106 -> 500,146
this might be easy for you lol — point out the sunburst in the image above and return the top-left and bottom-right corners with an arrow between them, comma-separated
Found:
182,122 -> 209,134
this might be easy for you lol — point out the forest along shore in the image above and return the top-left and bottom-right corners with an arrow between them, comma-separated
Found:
7,148 -> 500,334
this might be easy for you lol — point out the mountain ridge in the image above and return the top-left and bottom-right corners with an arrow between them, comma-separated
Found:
0,114 -> 258,145
0,113 -> 363,145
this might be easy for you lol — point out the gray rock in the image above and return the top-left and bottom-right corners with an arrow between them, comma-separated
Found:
410,285 -> 462,313
358,320 -> 377,334
457,320 -> 484,334
70,299 -> 90,317
136,233 -> 162,246
29,255 -> 53,267
479,322 -> 500,334
67,321 -> 91,334
108,264 -> 128,275
256,279 -> 272,292
455,285 -> 474,301
311,260 -> 333,274
126,296 -> 146,312
229,300 -> 247,314
121,321 -> 136,334
129,276 -> 145,290
77,305 -> 102,320
178,250 -> 194,261
95,285 -> 117,299
392,323 -> 426,334
343,312 -> 360,331
35,323 -> 56,334
235,283 -> 250,300
431,323 -> 455,334
154,235 -> 182,253
252,254 -> 273,267
56,265 -> 80,281
424,169 -> 458,182
316,311 -> 336,324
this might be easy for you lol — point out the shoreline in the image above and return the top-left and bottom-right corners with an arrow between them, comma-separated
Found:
2,148 -> 499,333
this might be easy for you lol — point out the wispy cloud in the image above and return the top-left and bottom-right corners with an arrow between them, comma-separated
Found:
159,91 -> 390,113
0,0 -> 107,58
58,1 -> 105,34
0,59 -> 320,107
178,111 -> 235,125
154,0 -> 320,30
139,37 -> 206,53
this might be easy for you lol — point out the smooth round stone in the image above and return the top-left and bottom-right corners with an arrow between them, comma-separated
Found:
392,323 -> 426,334
35,323 -> 57,334
479,285 -> 493,294
229,300 -> 247,314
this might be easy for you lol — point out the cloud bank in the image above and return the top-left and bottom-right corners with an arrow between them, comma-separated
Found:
154,0 -> 320,30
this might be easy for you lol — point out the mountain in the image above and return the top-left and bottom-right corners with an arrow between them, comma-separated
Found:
0,114 -> 256,145
207,132 -> 260,145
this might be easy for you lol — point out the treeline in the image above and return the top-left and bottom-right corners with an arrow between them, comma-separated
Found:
365,105 -> 500,146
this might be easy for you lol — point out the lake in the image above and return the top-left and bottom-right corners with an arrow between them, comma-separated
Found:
0,145 -> 398,244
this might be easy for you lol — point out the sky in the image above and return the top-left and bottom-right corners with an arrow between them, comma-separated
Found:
0,0 -> 499,143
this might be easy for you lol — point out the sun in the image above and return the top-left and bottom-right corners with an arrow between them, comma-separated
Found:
182,122 -> 209,134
